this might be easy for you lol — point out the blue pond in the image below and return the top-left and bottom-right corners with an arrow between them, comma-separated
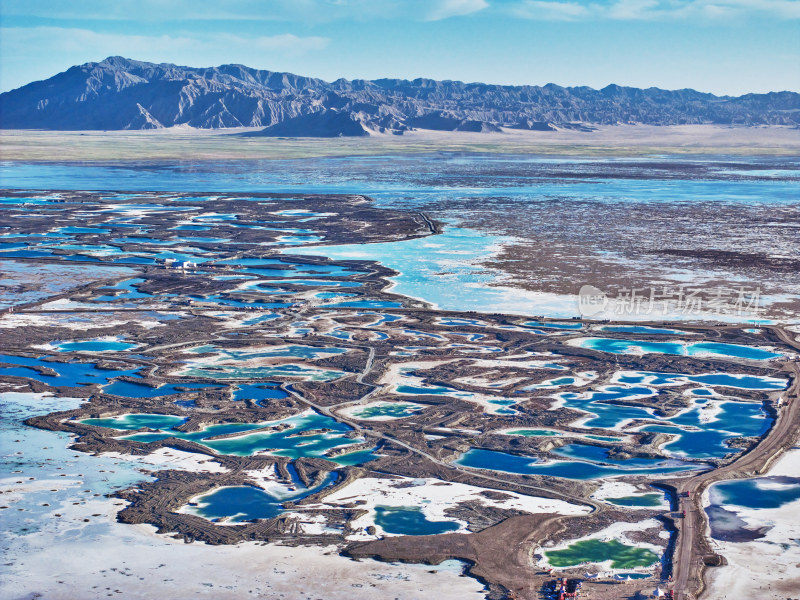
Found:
103,380 -> 225,398
232,383 -> 288,404
455,447 -> 697,480
555,385 -> 659,429
187,471 -> 338,523
374,506 -> 460,535
0,354 -> 140,387
709,476 -> 800,509
93,278 -> 153,301
640,401 -> 770,458
555,377 -> 775,458
615,371 -> 787,391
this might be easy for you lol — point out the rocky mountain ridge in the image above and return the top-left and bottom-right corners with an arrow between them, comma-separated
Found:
1,56 -> 798,134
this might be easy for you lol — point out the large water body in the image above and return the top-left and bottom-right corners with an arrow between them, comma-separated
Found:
3,155 -> 799,318
2,156 -> 798,205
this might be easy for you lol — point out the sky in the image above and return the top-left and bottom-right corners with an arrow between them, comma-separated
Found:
1,0 -> 798,95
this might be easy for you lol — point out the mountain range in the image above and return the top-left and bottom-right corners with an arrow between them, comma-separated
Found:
1,56 -> 798,135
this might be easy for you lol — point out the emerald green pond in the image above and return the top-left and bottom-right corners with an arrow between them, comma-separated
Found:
546,539 -> 659,569
605,494 -> 664,507
506,429 -> 562,437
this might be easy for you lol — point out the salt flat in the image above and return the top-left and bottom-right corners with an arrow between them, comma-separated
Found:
2,124 -> 799,162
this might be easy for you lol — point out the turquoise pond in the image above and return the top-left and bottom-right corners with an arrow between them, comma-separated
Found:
524,321 -> 583,330
185,470 -> 338,523
81,411 -> 378,464
579,338 -> 781,360
360,312 -> 404,325
374,506 -> 460,535
53,339 -> 138,352
326,300 -> 401,308
254,279 -> 362,287
180,345 -> 346,380
93,278 -> 153,301
242,313 -> 281,325
54,226 -> 112,234
174,236 -> 230,243
315,292 -> 358,299
605,494 -> 664,507
297,226 -> 519,313
171,224 -> 210,231
349,402 -> 425,420
81,413 -> 186,430
455,447 -> 698,480
437,317 -> 487,327
395,380 -> 518,415
219,257 -> 359,276
188,344 -> 348,361
506,429 -> 562,437
599,325 -> 687,335
0,354 -> 140,387
111,237 -> 180,245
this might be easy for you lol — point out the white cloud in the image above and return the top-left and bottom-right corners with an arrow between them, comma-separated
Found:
0,27 -> 330,90
426,0 -> 490,20
708,0 -> 800,19
2,0 -> 797,22
511,0 -> 589,20
0,0 -> 488,23
1,27 -> 329,58
508,0 -> 800,20
606,0 -> 660,20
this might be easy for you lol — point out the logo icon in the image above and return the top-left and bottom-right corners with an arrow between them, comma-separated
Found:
578,285 -> 607,317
